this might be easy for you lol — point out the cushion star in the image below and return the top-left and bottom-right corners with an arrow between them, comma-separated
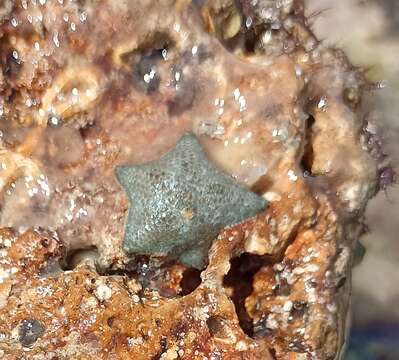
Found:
115,133 -> 267,269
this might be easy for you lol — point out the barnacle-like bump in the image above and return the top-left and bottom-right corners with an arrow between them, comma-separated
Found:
0,145 -> 41,193
38,64 -> 101,125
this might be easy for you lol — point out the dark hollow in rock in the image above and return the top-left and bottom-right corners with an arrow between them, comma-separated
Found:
207,315 -> 227,337
223,252 -> 271,337
18,318 -> 45,347
60,246 -> 99,271
179,267 -> 202,296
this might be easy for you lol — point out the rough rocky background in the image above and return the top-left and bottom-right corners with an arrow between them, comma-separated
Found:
2,1 -> 377,358
306,0 -> 399,358
0,0 -> 395,358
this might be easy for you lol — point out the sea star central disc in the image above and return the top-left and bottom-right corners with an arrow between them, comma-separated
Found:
116,134 -> 267,269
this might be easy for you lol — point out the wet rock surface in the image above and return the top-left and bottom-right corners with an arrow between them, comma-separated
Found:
0,0 -> 382,359
306,1 -> 399,358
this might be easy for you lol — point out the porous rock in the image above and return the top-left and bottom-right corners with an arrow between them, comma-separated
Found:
0,0 -> 382,359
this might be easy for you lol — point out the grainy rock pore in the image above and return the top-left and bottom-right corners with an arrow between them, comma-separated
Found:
0,0 -> 382,359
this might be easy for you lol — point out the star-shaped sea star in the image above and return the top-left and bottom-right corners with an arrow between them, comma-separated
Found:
116,134 -> 267,269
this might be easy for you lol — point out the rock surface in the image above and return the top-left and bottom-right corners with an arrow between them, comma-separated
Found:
0,0 -> 382,359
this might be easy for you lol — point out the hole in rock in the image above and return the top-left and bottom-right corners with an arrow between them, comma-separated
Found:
123,32 -> 175,94
120,256 -> 202,298
60,248 -> 202,299
60,246 -> 99,271
223,252 -> 271,337
78,119 -> 97,139
179,267 -> 202,296
301,115 -> 315,176
270,348 -> 277,360
244,28 -> 258,54
206,315 -> 227,337
18,318 -> 45,347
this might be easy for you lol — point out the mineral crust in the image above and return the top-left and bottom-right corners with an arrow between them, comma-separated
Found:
0,0 -> 383,359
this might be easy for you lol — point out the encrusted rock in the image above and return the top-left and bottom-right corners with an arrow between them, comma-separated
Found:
0,0 -> 383,359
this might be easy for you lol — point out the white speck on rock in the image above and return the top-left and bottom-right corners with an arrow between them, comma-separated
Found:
283,300 -> 293,312
235,340 -> 248,351
287,169 -> 298,181
95,283 -> 112,301
127,336 -> 144,347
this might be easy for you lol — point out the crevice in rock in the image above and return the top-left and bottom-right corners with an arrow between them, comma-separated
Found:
301,114 -> 315,176
223,224 -> 300,337
223,252 -> 272,337
269,348 -> 277,360
123,32 -> 175,94
101,255 -> 202,298
60,245 -> 99,271
179,267 -> 202,296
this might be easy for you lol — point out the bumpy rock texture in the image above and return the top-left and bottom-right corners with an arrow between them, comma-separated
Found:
0,0 -> 383,359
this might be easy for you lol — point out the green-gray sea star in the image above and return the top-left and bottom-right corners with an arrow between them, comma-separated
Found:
115,134 -> 267,269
